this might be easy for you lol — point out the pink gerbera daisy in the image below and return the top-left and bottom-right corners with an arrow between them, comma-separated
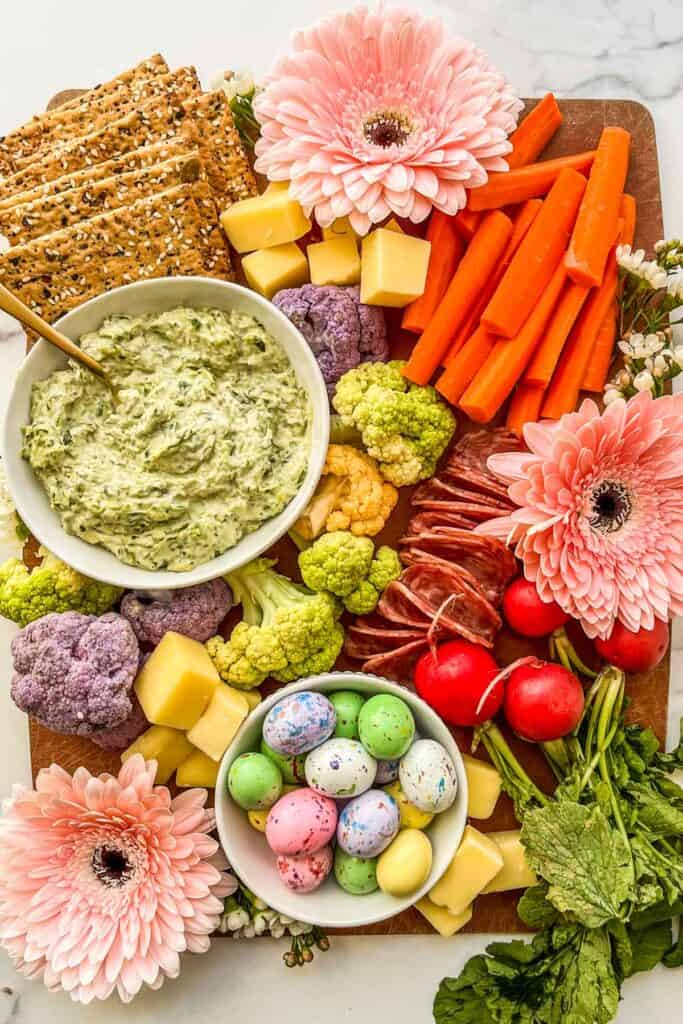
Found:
0,756 -> 236,1004
254,5 -> 522,234
476,394 -> 683,639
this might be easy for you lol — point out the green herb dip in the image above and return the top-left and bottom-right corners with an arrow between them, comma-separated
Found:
22,306 -> 311,571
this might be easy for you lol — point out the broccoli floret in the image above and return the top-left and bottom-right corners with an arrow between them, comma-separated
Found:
298,531 -> 401,616
206,559 -> 344,688
0,548 -> 122,627
333,360 -> 456,486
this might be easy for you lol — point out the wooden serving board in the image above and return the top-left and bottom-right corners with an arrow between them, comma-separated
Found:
28,98 -> 666,936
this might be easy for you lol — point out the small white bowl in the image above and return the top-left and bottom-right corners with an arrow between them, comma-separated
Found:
2,277 -> 329,590
215,672 -> 468,930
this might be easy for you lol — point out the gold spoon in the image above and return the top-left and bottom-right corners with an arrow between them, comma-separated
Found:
0,282 -> 114,390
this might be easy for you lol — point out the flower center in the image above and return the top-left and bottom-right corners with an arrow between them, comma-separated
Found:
363,110 -> 413,148
91,844 -> 134,887
588,480 -> 632,533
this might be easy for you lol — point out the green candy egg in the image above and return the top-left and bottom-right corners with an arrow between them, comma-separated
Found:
260,737 -> 306,785
358,694 -> 415,760
329,691 -> 365,740
228,752 -> 282,810
334,846 -> 378,895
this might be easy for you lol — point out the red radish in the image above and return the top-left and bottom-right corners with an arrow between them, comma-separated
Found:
414,640 -> 503,727
503,661 -> 584,741
503,577 -> 569,637
594,619 -> 669,674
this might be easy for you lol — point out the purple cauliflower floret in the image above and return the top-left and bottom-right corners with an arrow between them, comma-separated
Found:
90,695 -> 148,751
273,284 -> 387,395
120,579 -> 232,646
11,611 -> 140,739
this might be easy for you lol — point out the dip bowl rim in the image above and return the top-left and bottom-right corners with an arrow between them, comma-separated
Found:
2,276 -> 330,590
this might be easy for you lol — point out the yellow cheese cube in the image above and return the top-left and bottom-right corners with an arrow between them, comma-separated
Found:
415,897 -> 473,937
264,181 -> 290,194
308,236 -> 361,286
383,217 -> 404,233
134,631 -> 220,730
176,749 -> 220,788
481,831 -> 537,894
360,228 -> 431,307
463,754 -> 502,820
121,725 -> 194,784
221,187 -> 311,252
322,217 -> 359,246
242,689 -> 262,711
186,685 -> 250,762
429,825 -> 504,917
242,242 -> 309,299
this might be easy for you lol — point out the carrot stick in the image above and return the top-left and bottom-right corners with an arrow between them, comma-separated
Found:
459,261 -> 567,423
442,199 -> 542,364
523,280 -> 591,386
618,192 -> 637,249
507,94 -> 563,170
506,383 -> 545,436
468,151 -> 595,212
436,326 -> 496,404
402,213 -> 464,334
402,211 -> 513,386
453,208 -> 482,240
565,126 -> 631,287
481,169 -> 587,339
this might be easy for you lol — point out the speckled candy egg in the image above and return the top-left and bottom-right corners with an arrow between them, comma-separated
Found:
228,752 -> 283,810
329,690 -> 365,739
263,691 -> 336,756
337,789 -> 400,858
277,846 -> 333,893
399,739 -> 458,814
265,787 -> 337,856
374,757 -> 400,785
358,694 -> 415,760
334,847 -> 378,895
305,738 -> 377,798
260,738 -> 307,785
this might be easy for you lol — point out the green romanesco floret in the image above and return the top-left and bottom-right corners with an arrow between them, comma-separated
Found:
298,531 -> 401,616
205,558 -> 344,688
332,360 -> 456,486
0,547 -> 122,626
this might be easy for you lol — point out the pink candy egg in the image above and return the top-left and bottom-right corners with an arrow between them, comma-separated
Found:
277,846 -> 333,893
265,787 -> 337,856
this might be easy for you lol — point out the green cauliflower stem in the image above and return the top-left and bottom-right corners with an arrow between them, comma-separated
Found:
206,558 -> 344,688
332,360 -> 456,486
298,531 -> 401,615
0,547 -> 122,626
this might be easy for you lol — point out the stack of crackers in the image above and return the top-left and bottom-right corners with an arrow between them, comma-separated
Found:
0,54 -> 257,323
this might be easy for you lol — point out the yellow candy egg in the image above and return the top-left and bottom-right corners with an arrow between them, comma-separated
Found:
384,779 -> 434,830
376,829 -> 433,897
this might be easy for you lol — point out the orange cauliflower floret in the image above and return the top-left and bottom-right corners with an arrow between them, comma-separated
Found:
294,444 -> 398,539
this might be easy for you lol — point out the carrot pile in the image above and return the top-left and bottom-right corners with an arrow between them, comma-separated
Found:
400,95 -> 635,437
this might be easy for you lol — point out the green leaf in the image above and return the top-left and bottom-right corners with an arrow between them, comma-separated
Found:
630,897 -> 683,930
632,833 -> 683,906
433,957 -> 496,1024
521,804 -> 634,929
626,919 -> 674,975
654,718 -> 683,772
517,884 -> 560,930
608,920 -> 633,984
663,921 -> 683,968
547,925 -> 620,1024
627,782 -> 683,837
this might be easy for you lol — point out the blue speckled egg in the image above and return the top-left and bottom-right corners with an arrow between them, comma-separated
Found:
374,757 -> 400,785
263,691 -> 336,756
337,789 -> 400,858
305,738 -> 377,798
399,739 -> 458,814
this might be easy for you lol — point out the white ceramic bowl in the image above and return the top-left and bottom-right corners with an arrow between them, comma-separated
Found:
2,277 -> 329,590
215,673 -> 468,930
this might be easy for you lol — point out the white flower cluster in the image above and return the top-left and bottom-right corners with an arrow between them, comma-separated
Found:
211,71 -> 256,100
220,894 -> 313,940
616,245 -> 668,289
604,330 -> 683,404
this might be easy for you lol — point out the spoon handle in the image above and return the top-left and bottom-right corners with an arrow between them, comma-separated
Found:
0,282 -> 108,380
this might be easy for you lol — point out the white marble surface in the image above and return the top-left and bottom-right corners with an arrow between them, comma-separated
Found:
0,0 -> 681,1020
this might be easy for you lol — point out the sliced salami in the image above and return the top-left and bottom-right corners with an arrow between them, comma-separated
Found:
345,620 -> 426,659
439,459 -> 514,504
409,497 -> 509,522
400,562 -> 501,646
361,638 -> 429,683
448,428 -> 524,474
377,579 -> 434,630
398,530 -> 517,606
407,510 -> 476,534
412,475 -> 512,511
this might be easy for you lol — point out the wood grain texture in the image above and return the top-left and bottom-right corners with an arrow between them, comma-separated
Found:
28,97 -> 666,937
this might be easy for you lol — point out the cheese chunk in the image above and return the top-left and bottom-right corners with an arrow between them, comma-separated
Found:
186,684 -> 250,761
121,725 -> 194,785
429,825 -> 504,917
415,897 -> 473,937
176,749 -> 220,788
463,754 -> 502,820
242,242 -> 309,299
308,236 -> 361,286
221,187 -> 311,252
481,831 -> 537,894
134,631 -> 220,730
383,217 -> 404,233
242,689 -> 262,711
360,228 -> 431,307
323,217 -> 359,246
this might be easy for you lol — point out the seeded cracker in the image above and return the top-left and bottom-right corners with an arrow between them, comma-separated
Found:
0,56 -> 169,176
183,91 -> 257,206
